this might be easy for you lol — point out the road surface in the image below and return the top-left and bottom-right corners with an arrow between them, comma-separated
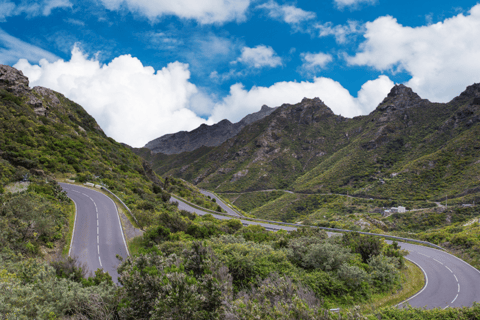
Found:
63,182 -> 480,308
61,183 -> 129,284
172,193 -> 480,309
199,189 -> 242,217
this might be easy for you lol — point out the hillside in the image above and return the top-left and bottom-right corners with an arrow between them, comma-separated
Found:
0,64 -> 222,227
143,84 -> 480,221
144,104 -> 277,154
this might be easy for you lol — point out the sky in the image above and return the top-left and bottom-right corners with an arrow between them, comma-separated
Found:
1,0 -> 480,147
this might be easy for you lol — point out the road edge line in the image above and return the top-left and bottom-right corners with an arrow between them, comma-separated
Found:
105,195 -> 130,257
395,257 -> 428,307
68,196 -> 78,257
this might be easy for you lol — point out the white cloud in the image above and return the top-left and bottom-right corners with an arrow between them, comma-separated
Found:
0,0 -> 71,19
99,0 -> 251,24
0,1 -> 15,21
15,46 -> 209,147
348,4 -> 480,102
235,45 -> 282,68
301,52 -> 333,72
316,21 -> 364,44
334,0 -> 376,10
0,28 -> 59,65
257,0 -> 315,24
208,75 -> 394,123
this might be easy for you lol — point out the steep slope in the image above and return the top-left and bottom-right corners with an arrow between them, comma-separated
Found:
0,65 -> 218,219
144,105 -> 277,154
148,84 -> 480,204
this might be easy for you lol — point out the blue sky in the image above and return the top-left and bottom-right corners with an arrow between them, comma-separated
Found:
1,0 -> 480,146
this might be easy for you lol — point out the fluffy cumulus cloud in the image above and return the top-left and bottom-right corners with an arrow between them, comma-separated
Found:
257,0 -> 315,24
334,0 -> 376,10
208,75 -> 394,123
348,4 -> 480,102
0,0 -> 71,20
0,28 -> 59,65
301,52 -> 333,72
99,0 -> 251,24
235,45 -> 282,68
14,47 -> 208,147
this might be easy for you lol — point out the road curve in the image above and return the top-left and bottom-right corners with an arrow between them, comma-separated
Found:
199,190 -> 241,217
171,194 -> 480,309
60,183 -> 129,283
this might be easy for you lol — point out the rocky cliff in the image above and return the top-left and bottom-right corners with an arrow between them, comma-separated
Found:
144,105 -> 277,154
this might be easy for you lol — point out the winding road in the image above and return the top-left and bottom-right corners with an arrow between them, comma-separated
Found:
173,192 -> 480,309
62,182 -> 480,308
60,183 -> 129,284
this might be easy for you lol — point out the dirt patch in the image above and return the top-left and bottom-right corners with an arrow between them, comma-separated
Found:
117,206 -> 144,241
5,181 -> 30,193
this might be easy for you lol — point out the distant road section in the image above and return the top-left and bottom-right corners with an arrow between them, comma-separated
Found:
199,189 -> 241,217
60,183 -> 129,284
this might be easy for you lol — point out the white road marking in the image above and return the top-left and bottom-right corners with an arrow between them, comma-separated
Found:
99,256 -> 102,267
97,245 -> 100,254
97,235 -> 99,243
454,274 -> 458,282
418,252 -> 430,258
452,294 -> 458,304
68,196 -> 78,257
446,266 -> 453,273
433,258 -> 443,265
395,257 -> 428,307
443,305 -> 449,310
458,283 -> 461,293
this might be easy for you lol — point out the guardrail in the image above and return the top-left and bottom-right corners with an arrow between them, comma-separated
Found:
101,187 -> 139,225
239,216 -> 444,250
170,195 -> 237,217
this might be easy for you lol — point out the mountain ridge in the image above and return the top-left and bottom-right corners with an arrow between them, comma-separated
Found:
144,104 -> 277,154
143,83 -> 480,208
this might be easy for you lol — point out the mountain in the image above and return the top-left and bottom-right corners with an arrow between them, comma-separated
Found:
144,104 -> 277,154
143,84 -> 480,207
0,65 -> 220,219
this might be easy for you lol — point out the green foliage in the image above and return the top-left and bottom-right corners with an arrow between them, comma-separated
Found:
343,233 -> 383,264
0,190 -> 68,255
0,256 -> 118,319
118,242 -> 232,320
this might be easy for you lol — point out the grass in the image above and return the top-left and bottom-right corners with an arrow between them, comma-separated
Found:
359,259 -> 425,313
127,236 -> 144,256
62,201 -> 76,256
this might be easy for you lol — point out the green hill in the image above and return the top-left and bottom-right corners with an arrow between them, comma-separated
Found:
140,84 -> 480,222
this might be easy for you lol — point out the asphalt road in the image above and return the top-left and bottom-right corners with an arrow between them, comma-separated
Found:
171,194 -> 480,309
199,189 -> 241,217
61,183 -> 129,284
62,182 -> 480,307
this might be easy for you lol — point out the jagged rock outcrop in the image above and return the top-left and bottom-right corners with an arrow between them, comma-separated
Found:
145,104 -> 277,154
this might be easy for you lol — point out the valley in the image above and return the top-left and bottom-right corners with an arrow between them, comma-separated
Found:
1,63 -> 480,319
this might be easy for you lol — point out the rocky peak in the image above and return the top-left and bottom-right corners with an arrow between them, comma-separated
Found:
451,83 -> 480,105
377,84 -> 425,111
0,64 -> 30,95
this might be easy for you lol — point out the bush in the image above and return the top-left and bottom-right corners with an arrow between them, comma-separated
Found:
302,241 -> 353,272
368,254 -> 400,290
337,263 -> 369,289
343,232 -> 382,264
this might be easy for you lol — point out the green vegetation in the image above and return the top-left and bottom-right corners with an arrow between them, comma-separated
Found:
145,87 -> 480,228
